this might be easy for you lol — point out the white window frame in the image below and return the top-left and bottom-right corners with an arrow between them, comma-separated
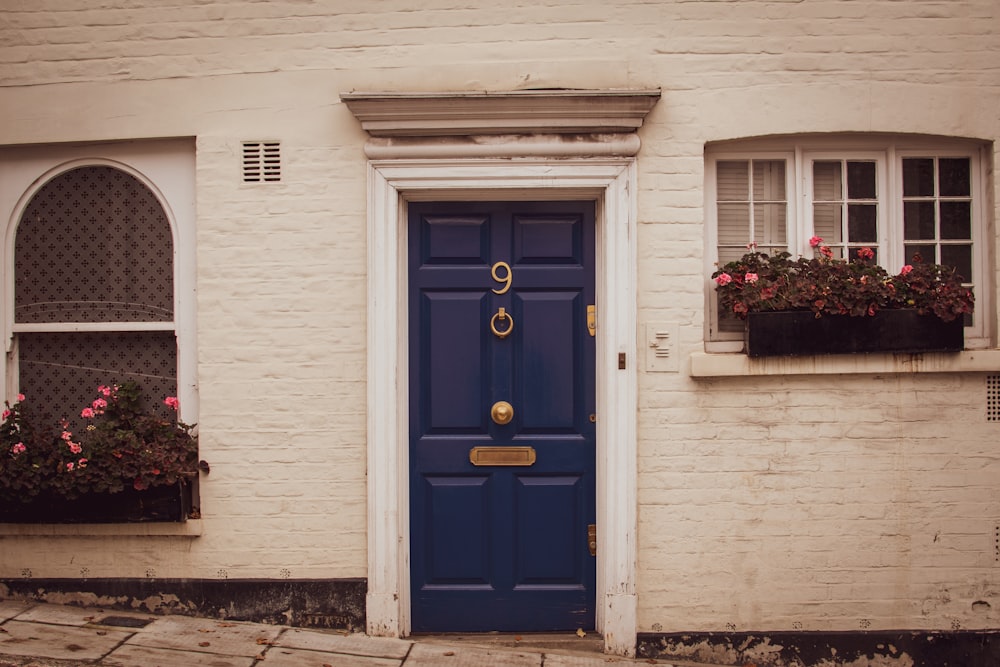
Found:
705,136 -> 990,352
0,139 -> 197,424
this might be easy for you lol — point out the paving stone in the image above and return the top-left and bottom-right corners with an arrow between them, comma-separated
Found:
543,653 -> 647,666
278,629 -> 411,659
404,643 -> 542,667
103,643 -> 255,667
124,615 -> 283,657
12,603 -> 105,626
0,601 -> 32,623
261,645 -> 401,667
0,619 -> 130,661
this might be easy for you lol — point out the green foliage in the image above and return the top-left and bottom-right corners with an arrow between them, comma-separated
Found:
0,382 -> 197,504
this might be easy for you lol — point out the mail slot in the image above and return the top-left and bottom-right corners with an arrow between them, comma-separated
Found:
469,446 -> 536,467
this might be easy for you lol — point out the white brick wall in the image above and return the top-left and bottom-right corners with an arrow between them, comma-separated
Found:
0,0 -> 998,635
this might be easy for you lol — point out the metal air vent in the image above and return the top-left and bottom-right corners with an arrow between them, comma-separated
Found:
988,375 -> 1000,422
242,141 -> 281,182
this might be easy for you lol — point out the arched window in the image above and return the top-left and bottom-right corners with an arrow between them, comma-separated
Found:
12,164 -> 178,427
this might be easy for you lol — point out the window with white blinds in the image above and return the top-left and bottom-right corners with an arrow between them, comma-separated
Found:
706,137 -> 988,347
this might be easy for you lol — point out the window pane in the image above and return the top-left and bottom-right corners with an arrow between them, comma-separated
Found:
905,244 -> 936,265
940,201 -> 971,239
717,203 -> 750,245
813,162 -> 842,201
717,161 -> 748,201
903,158 -> 935,197
753,203 -> 787,246
847,161 -> 877,199
15,166 -> 174,324
752,160 -> 785,200
903,201 -> 936,240
813,203 -> 843,243
17,331 -> 177,433
939,158 -> 970,197
940,245 -> 973,282
847,204 -> 877,243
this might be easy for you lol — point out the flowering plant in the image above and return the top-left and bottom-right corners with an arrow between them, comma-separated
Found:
712,238 -> 974,321
0,382 -> 196,504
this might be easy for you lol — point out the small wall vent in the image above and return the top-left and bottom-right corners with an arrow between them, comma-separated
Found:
989,375 -> 1000,422
242,141 -> 281,183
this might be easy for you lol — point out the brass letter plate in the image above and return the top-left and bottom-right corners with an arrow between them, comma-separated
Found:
469,446 -> 536,467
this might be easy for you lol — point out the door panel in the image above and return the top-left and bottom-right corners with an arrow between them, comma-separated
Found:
409,201 -> 595,632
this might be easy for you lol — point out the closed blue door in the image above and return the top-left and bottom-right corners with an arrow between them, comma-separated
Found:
408,201 -> 596,632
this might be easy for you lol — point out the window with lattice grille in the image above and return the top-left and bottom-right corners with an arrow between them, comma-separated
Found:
242,141 -> 281,182
13,165 -> 177,427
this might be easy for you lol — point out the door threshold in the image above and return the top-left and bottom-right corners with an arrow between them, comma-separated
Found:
411,631 -> 604,655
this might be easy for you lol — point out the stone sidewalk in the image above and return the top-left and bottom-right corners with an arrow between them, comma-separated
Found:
0,601 -> 726,667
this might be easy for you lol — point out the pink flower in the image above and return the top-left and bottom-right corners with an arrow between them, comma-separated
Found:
16,394 -> 24,402
900,265 -> 913,275
2,410 -> 10,421
68,442 -> 82,454
714,272 -> 733,286
92,398 -> 107,410
61,430 -> 73,441
97,385 -> 112,397
163,396 -> 180,411
744,272 -> 759,284
745,242 -> 757,250
66,462 -> 74,471
77,458 -> 88,468
809,236 -> 824,247
81,407 -> 95,419
10,442 -> 25,456
820,246 -> 834,259
857,247 -> 874,260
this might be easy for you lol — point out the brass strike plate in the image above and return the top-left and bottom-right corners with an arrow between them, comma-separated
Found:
469,446 -> 536,467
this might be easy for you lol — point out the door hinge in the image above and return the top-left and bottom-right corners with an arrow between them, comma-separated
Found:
587,305 -> 596,337
587,523 -> 597,556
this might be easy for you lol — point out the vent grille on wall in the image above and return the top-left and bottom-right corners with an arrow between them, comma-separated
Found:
242,141 -> 281,182
989,375 -> 1000,422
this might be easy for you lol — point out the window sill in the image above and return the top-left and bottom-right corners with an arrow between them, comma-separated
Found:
690,349 -> 1000,377
0,520 -> 202,537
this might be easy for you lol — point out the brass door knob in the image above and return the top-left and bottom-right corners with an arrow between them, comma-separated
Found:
491,401 -> 514,425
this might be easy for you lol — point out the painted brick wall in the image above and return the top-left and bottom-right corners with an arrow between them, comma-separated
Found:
1,0 -> 998,635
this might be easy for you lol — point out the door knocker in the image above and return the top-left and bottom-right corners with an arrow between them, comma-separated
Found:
490,307 -> 514,339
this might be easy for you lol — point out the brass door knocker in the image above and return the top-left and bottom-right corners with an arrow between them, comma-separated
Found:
490,307 -> 514,339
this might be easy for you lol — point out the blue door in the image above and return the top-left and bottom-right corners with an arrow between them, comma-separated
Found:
408,201 -> 596,632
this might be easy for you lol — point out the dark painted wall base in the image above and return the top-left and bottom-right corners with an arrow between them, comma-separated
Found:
0,577 -> 366,631
637,630 -> 1000,667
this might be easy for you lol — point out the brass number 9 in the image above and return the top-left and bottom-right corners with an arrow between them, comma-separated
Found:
491,261 -> 512,295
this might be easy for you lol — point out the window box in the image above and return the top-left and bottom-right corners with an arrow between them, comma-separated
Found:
745,310 -> 964,358
0,480 -> 191,524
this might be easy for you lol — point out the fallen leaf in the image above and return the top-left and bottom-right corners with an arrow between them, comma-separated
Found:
95,630 -> 107,636
256,637 -> 276,645
323,664 -> 333,667
198,628 -> 213,633
514,635 -> 522,641
576,628 -> 587,637
217,621 -> 237,627
443,651 -> 455,656
198,641 -> 211,647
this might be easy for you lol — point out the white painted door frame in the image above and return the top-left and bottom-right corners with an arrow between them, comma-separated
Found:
364,157 -> 639,657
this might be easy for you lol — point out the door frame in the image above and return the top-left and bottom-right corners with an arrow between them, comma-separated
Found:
365,158 -> 638,656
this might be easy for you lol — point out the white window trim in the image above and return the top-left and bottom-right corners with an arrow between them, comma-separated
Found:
705,136 -> 991,355
0,139 -> 197,425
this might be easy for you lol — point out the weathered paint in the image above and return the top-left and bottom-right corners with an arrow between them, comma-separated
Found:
0,579 -> 366,631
